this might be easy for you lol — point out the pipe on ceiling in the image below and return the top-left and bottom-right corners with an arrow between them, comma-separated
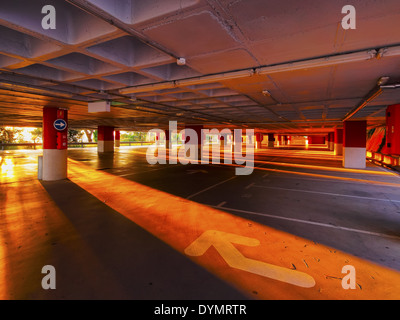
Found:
118,46 -> 400,95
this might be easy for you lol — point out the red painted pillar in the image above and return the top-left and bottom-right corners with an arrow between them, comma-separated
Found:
386,104 -> 400,155
185,125 -> 203,146
334,128 -> 343,156
184,124 -> 204,158
281,135 -> 286,146
255,133 -> 263,149
98,125 -> 114,153
155,131 -> 161,145
219,134 -> 225,149
327,132 -> 334,151
343,121 -> 367,168
114,130 -> 120,147
42,107 -> 68,181
181,131 -> 185,144
165,129 -> 171,149
268,133 -> 275,148
327,133 -> 331,149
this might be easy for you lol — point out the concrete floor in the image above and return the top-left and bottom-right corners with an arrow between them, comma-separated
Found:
1,145 -> 400,299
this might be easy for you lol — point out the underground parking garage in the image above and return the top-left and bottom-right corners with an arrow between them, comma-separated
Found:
0,0 -> 400,308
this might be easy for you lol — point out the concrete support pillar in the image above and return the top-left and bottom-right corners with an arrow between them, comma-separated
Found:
334,128 -> 343,156
98,125 -> 114,153
280,135 -> 286,146
255,133 -> 263,149
328,132 -> 334,151
268,133 -> 275,148
165,130 -> 171,150
115,130 -> 120,147
327,133 -> 331,150
220,134 -> 226,149
155,131 -> 161,146
42,107 -> 68,181
343,121 -> 367,168
185,125 -> 204,157
185,125 -> 203,145
246,133 -> 254,148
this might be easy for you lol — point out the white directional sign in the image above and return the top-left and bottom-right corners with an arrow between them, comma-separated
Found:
53,119 -> 67,131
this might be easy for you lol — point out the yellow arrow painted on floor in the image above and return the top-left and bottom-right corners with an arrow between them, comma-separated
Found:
184,230 -> 316,288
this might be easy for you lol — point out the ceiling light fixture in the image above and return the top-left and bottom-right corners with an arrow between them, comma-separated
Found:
380,83 -> 400,89
257,50 -> 377,75
377,76 -> 390,86
177,58 -> 186,66
119,70 -> 254,94
175,69 -> 254,87
382,46 -> 400,58
119,46 -> 400,96
120,82 -> 176,94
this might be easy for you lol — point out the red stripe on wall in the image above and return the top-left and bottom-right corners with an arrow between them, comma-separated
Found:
308,135 -> 325,144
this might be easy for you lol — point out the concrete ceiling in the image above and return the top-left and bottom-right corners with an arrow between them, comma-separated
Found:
0,0 -> 400,132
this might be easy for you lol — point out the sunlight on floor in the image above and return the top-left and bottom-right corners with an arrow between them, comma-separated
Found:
67,159 -> 400,300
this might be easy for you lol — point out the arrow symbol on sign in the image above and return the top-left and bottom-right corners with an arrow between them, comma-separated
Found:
54,119 -> 67,131
184,230 -> 316,288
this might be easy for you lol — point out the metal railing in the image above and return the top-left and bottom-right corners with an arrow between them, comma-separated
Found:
0,142 -> 42,150
0,141 -> 154,150
367,150 -> 400,171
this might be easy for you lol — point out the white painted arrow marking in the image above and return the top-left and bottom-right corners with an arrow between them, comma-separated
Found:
186,169 -> 208,174
184,230 -> 316,288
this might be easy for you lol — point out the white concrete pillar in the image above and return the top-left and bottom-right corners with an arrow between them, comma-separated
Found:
334,128 -> 343,156
42,107 -> 68,181
98,126 -> 114,153
267,133 -> 275,148
115,130 -> 120,147
343,121 -> 367,169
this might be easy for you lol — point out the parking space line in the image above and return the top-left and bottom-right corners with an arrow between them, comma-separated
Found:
212,205 -> 400,241
186,176 -> 237,200
216,201 -> 227,207
254,171 -> 400,187
118,165 -> 173,176
250,184 -> 400,203
245,182 -> 255,190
